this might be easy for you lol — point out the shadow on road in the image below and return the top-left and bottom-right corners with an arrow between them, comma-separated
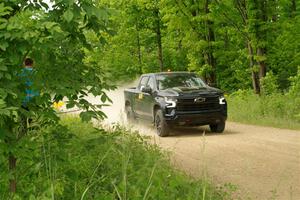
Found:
168,126 -> 240,137
132,119 -> 240,137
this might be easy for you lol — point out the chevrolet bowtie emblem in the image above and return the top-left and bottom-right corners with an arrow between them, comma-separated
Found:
194,97 -> 206,103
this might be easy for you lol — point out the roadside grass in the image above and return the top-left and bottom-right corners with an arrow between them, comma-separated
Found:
227,90 -> 300,130
0,116 -> 234,199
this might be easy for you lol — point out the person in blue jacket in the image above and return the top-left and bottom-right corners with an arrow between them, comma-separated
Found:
19,58 -> 40,134
20,58 -> 39,108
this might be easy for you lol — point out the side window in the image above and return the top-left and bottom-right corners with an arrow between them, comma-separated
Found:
146,77 -> 155,91
138,76 -> 149,90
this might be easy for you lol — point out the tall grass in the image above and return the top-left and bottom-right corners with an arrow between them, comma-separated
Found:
227,90 -> 300,130
0,117 -> 233,199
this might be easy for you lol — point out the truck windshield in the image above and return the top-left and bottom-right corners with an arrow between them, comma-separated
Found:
156,73 -> 206,90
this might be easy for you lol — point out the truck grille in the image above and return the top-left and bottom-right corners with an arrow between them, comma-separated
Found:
176,96 -> 220,112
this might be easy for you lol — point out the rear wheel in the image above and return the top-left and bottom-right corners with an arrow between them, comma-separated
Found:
154,109 -> 169,137
125,105 -> 135,123
209,121 -> 225,133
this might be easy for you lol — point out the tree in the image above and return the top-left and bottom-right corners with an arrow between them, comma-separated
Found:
137,0 -> 165,72
161,0 -> 219,85
0,0 -> 112,194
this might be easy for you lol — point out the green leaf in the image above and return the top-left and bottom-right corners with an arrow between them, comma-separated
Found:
95,110 -> 107,119
94,8 -> 108,20
79,111 -> 95,122
0,65 -> 7,71
100,94 -> 107,103
0,19 -> 7,29
0,108 -> 10,116
96,104 -> 110,109
5,73 -> 12,80
0,99 -> 6,108
0,128 -> 6,140
0,89 -> 8,99
0,42 -> 8,51
63,9 -> 74,22
44,22 -> 57,29
40,2 -> 49,10
66,102 -> 75,109
0,3 -> 12,17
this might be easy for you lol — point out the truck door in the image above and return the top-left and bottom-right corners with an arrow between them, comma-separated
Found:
140,76 -> 156,120
135,76 -> 149,117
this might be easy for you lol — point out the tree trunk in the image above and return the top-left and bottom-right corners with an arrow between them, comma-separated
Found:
154,9 -> 164,72
224,27 -> 229,49
9,154 -> 17,193
207,25 -> 216,85
7,114 -> 27,194
271,0 -> 278,22
204,0 -> 217,85
291,0 -> 296,17
257,47 -> 267,78
257,0 -> 267,79
248,41 -> 260,94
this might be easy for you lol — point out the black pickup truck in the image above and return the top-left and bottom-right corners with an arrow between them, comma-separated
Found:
124,72 -> 227,136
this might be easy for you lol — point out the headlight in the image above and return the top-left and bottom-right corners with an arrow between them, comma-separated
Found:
164,96 -> 177,108
219,96 -> 226,105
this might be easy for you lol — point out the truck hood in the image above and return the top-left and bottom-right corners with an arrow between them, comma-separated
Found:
158,86 -> 223,97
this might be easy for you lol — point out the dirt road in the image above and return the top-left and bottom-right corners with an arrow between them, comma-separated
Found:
156,123 -> 300,200
91,85 -> 300,200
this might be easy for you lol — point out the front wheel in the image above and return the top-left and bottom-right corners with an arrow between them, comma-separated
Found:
154,109 -> 169,137
209,121 -> 225,133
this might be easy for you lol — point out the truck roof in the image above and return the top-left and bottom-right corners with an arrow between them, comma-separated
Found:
142,71 -> 196,76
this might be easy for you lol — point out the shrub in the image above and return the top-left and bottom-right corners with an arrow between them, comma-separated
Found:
0,117 -> 229,199
260,71 -> 279,95
287,67 -> 300,120
227,89 -> 300,129
288,66 -> 300,97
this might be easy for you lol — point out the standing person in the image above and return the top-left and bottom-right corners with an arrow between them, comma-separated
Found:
21,58 -> 39,107
19,58 -> 39,134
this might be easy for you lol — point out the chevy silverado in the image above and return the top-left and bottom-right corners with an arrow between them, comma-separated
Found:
124,72 -> 227,136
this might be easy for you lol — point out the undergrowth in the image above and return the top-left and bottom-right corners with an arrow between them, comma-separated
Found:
227,90 -> 300,130
0,117 -> 234,199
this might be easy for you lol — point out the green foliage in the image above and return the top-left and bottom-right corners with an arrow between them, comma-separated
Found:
0,0 -> 114,124
1,0 -> 299,196
77,0 -> 300,96
227,89 -> 300,129
0,0 -> 116,194
161,0 -> 218,83
268,15 -> 300,90
260,71 -> 279,95
288,66 -> 300,96
288,67 -> 300,120
0,117 -> 231,199
94,0 -> 300,93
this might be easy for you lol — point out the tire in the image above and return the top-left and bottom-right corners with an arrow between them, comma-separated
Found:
209,121 -> 225,133
154,109 -> 169,137
125,105 -> 135,123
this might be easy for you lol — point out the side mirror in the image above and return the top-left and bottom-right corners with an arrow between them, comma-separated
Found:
141,86 -> 152,94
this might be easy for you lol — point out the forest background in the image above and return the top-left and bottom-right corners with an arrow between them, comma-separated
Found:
0,0 -> 300,199
94,0 -> 300,127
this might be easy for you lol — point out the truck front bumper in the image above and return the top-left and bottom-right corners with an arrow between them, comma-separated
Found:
164,109 -> 227,126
